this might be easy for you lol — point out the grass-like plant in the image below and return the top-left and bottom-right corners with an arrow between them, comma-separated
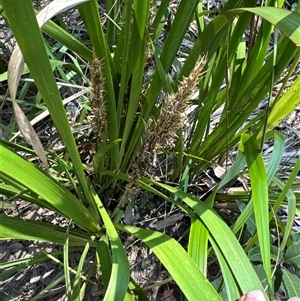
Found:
0,0 -> 300,300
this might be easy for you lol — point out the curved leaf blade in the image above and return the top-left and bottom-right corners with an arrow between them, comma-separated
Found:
2,0 -> 98,217
0,215 -> 90,246
92,192 -> 130,301
0,144 -> 99,232
149,181 -> 267,299
116,224 -> 222,301
231,7 -> 300,46
241,133 -> 272,290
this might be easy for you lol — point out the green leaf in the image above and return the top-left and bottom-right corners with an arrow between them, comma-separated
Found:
96,237 -> 112,290
128,278 -> 149,301
78,0 -> 119,171
92,191 -> 130,301
232,131 -> 285,238
266,132 -> 286,185
231,7 -> 300,46
93,139 -> 122,172
188,215 -> 207,274
0,60 -> 80,82
281,269 -> 300,298
151,41 -> 174,95
291,233 -> 300,244
210,238 -> 240,300
2,0 -> 98,215
272,177 -> 297,250
268,74 -> 300,130
284,243 -> 300,268
0,248 -> 76,278
72,236 -> 95,301
148,180 -> 267,299
133,0 -> 149,39
253,265 -> 270,290
63,224 -> 72,300
123,0 -> 200,167
0,215 -> 91,246
241,133 -> 272,289
0,144 -> 99,233
41,17 -> 93,62
248,245 -> 283,262
116,224 -> 222,301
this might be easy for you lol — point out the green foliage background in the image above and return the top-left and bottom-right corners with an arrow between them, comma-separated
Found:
0,0 -> 300,300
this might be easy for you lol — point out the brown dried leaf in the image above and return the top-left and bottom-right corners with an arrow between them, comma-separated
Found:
155,213 -> 184,231
36,0 -> 90,28
10,88 -> 91,141
8,47 -> 49,170
7,0 -> 90,168
213,165 -> 226,179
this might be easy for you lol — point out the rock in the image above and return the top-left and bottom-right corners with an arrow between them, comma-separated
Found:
8,242 -> 23,254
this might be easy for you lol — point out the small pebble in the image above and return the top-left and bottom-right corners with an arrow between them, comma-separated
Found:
8,242 -> 23,254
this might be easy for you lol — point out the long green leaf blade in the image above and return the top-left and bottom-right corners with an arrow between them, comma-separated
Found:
0,216 -> 91,246
116,224 -> 222,301
231,7 -> 300,46
241,133 -> 272,291
0,144 -> 99,232
2,0 -> 98,215
150,181 -> 267,299
92,191 -> 130,301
